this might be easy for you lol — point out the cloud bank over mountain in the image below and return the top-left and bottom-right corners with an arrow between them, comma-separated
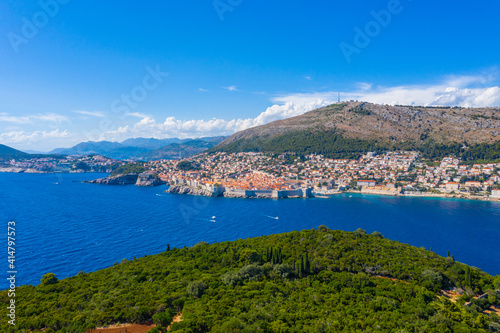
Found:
2,73 -> 499,150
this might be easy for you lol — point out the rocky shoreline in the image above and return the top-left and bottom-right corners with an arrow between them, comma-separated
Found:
83,173 -> 166,187
167,185 -> 309,199
167,184 -> 221,197
167,185 -> 500,202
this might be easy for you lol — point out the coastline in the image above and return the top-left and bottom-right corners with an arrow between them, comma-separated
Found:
1,171 -> 497,203
344,190 -> 500,203
166,184 -> 312,199
0,168 -> 107,174
166,184 -> 500,203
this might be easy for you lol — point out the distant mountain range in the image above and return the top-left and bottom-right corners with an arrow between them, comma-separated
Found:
49,136 -> 227,160
0,137 -> 227,161
212,102 -> 500,160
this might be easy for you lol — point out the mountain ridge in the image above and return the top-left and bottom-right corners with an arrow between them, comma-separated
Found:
213,102 -> 500,159
0,143 -> 30,160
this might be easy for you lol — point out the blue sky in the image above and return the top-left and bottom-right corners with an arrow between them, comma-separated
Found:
1,0 -> 500,151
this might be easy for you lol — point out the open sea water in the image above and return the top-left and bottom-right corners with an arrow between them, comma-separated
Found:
0,172 -> 499,289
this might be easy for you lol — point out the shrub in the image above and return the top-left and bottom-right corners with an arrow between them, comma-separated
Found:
318,225 -> 329,232
152,309 -> 175,328
187,281 -> 207,298
273,264 -> 295,279
40,273 -> 58,286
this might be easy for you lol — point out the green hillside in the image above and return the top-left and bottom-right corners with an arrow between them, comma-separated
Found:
0,144 -> 29,160
139,140 -> 220,161
211,129 -> 500,162
2,228 -> 499,332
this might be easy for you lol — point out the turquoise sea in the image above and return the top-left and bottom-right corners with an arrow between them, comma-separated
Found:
1,172 -> 499,289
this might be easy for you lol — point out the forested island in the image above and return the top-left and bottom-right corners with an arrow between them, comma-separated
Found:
2,228 -> 499,332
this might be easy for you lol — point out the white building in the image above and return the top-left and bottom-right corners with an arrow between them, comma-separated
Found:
491,189 -> 500,198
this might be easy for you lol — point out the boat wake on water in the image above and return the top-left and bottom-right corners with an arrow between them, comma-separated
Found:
266,215 -> 279,220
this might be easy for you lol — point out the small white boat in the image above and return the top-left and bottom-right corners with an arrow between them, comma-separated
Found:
212,216 -> 216,219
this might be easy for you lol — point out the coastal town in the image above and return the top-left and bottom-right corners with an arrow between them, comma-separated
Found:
0,154 -> 124,174
2,150 -> 500,200
148,151 -> 500,200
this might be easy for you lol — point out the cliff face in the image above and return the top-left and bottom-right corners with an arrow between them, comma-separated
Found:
135,173 -> 166,187
167,185 -> 222,197
84,173 -> 139,185
84,173 -> 165,186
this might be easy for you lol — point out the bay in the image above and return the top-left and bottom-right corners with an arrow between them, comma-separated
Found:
0,172 -> 499,289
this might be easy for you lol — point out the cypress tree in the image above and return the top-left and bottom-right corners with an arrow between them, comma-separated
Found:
464,266 -> 471,288
166,244 -> 170,251
468,268 -> 472,287
301,257 -> 305,277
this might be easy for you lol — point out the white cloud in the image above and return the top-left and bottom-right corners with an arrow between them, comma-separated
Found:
222,85 -> 239,92
73,110 -> 105,118
356,82 -> 373,91
198,88 -> 209,92
276,74 -> 500,108
252,100 -> 330,125
0,113 -> 69,124
0,114 -> 31,124
304,76 -> 312,80
97,99 -> 331,142
0,129 -> 69,145
126,112 -> 149,118
272,93 -> 335,105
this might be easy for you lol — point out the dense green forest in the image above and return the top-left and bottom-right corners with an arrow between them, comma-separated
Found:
110,163 -> 146,176
211,130 -> 500,163
210,131 -> 394,159
2,228 -> 499,332
462,141 -> 500,163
